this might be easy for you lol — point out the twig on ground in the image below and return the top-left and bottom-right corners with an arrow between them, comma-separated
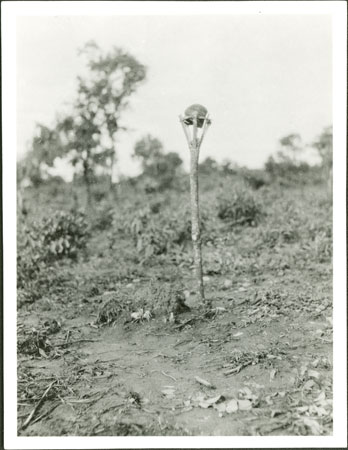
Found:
161,371 -> 177,381
55,339 -> 101,347
30,402 -> 60,426
20,380 -> 57,430
173,317 -> 197,330
63,396 -> 104,404
194,376 -> 216,389
173,338 -> 193,348
224,361 -> 253,376
99,403 -> 125,415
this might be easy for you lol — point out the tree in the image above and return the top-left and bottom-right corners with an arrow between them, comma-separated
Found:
19,124 -> 63,187
312,125 -> 333,194
133,135 -> 164,176
46,41 -> 146,205
199,157 -> 218,174
133,135 -> 183,190
278,133 -> 303,163
312,126 -> 332,169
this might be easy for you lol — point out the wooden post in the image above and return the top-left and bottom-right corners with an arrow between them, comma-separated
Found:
179,113 -> 211,307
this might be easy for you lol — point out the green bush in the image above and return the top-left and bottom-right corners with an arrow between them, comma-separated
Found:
241,169 -> 271,190
91,205 -> 114,231
109,202 -> 209,261
217,187 -> 262,226
38,211 -> 89,262
261,225 -> 300,248
17,210 -> 89,304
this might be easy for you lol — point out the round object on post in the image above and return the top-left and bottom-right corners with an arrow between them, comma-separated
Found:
184,104 -> 210,128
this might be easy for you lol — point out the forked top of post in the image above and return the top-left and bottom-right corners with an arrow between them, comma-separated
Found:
183,104 -> 211,128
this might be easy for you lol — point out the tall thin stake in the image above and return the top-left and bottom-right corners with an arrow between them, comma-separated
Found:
179,113 -> 211,307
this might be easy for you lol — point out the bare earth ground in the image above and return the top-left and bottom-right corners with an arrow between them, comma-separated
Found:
17,184 -> 333,436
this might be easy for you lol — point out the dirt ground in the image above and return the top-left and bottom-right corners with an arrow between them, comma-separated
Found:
17,268 -> 332,436
16,181 -> 333,436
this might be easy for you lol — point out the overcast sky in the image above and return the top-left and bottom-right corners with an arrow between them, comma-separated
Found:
17,14 -> 332,177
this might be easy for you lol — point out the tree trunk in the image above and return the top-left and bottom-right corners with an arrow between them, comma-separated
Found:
109,151 -> 115,192
83,160 -> 92,208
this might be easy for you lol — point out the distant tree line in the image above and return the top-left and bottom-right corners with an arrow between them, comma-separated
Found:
17,40 -> 333,202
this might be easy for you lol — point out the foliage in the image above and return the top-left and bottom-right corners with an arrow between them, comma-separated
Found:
279,133 -> 303,162
133,135 -> 183,191
312,126 -> 332,169
241,168 -> 271,190
265,155 -> 311,184
91,204 -> 115,231
27,41 -> 146,203
38,211 -> 89,261
199,157 -> 219,174
17,211 -> 89,303
109,201 -> 209,261
18,124 -> 64,187
217,186 -> 263,226
133,135 -> 164,171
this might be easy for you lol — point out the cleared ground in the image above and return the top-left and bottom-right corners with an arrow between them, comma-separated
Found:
17,178 -> 332,436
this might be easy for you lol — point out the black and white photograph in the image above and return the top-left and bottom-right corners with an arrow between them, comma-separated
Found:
2,1 -> 347,448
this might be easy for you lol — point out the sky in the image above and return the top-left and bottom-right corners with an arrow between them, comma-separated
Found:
16,13 -> 332,178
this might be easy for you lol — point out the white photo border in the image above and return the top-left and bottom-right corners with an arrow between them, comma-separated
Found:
2,1 -> 347,448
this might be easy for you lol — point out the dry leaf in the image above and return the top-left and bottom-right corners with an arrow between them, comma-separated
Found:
303,417 -> 321,435
326,317 -> 333,327
314,391 -> 326,403
300,365 -> 308,376
309,404 -> 328,417
271,409 -> 283,418
265,395 -> 273,406
39,348 -> 48,358
233,332 -> 243,337
297,406 -> 309,413
161,387 -> 175,399
143,310 -> 152,321
307,369 -> 320,379
303,379 -> 316,391
214,402 -> 227,413
195,376 -> 215,389
311,358 -> 320,368
225,399 -> 239,413
239,387 -> 252,398
270,369 -> 277,381
237,399 -> 252,410
199,395 -> 225,409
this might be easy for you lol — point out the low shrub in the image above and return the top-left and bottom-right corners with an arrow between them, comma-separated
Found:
91,205 -> 114,231
217,187 -> 262,226
38,211 -> 89,262
241,169 -> 271,190
260,224 -> 300,248
108,202 -> 209,261
17,210 -> 89,304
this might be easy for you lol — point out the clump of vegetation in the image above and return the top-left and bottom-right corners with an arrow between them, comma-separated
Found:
91,204 -> 115,231
17,210 -> 89,304
95,292 -> 126,326
38,211 -> 89,262
261,225 -> 300,248
109,202 -> 209,262
133,280 -> 190,318
17,319 -> 61,357
217,186 -> 263,226
132,134 -> 184,192
241,169 -> 271,190
94,280 -> 190,326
